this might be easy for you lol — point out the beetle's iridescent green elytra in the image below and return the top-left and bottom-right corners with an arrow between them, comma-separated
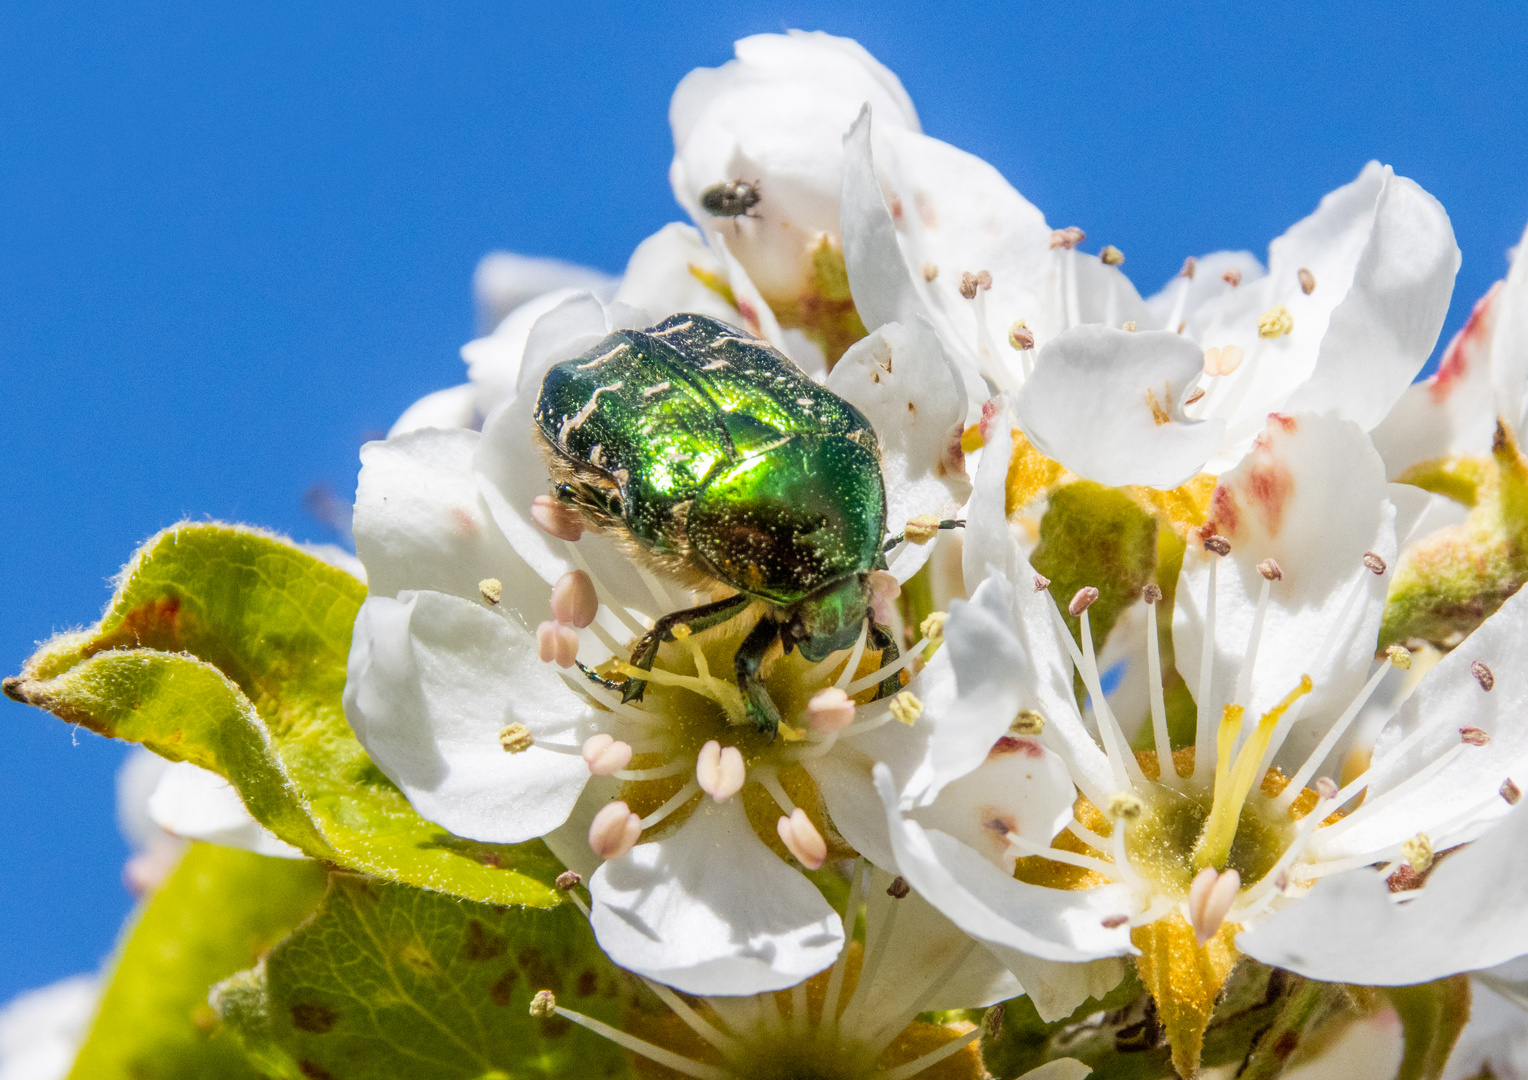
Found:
533,313 -> 897,736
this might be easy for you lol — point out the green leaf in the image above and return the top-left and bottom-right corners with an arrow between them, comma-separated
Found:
68,843 -> 328,1080
212,874 -> 635,1080
5,523 -> 564,907
1383,977 -> 1472,1080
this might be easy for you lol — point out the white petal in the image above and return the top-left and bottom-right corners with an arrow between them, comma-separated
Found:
1370,282 -> 1502,476
612,222 -> 741,328
910,742 -> 1075,872
1174,414 -> 1394,745
1310,581 -> 1528,862
588,797 -> 844,995
829,321 -> 970,582
0,974 -> 100,1080
804,745 -> 897,871
1240,801 -> 1528,984
342,590 -> 592,844
1016,325 -> 1226,488
147,761 -> 305,859
388,383 -> 479,437
1145,250 -> 1265,331
473,251 -> 615,334
353,427 -> 544,622
874,764 -> 1136,965
995,955 -> 1129,1025
1493,219 -> 1528,443
1278,1008 -> 1404,1080
462,286 -> 598,417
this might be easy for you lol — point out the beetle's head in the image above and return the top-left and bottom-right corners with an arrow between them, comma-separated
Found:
784,574 -> 872,662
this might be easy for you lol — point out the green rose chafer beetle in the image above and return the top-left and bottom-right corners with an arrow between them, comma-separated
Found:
534,312 -> 952,737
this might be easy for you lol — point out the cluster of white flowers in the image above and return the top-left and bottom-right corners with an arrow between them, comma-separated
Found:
12,28 -> 1528,1080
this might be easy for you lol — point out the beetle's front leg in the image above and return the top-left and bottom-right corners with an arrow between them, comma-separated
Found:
622,592 -> 753,704
734,615 -> 783,739
868,620 -> 903,701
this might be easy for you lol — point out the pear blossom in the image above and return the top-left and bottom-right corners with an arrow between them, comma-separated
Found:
342,292 -> 978,994
875,411 -> 1528,1071
0,976 -> 98,1080
1014,163 -> 1461,486
526,861 -> 1065,1080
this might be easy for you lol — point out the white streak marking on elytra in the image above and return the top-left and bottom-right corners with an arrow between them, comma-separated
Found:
576,343 -> 628,370
652,320 -> 695,336
643,382 -> 672,398
701,359 -> 730,371
559,382 -> 623,444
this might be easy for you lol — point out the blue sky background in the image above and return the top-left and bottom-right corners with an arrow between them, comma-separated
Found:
3,1 -> 1527,1000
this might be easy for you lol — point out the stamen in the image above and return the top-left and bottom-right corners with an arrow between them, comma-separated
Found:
1195,678 -> 1312,870
777,809 -> 827,869
1066,819 -> 1111,851
1504,778 -> 1522,805
532,495 -> 585,541
1401,832 -> 1434,874
1362,552 -> 1387,576
1460,726 -> 1491,746
822,859 -> 867,1033
1065,247 -> 1081,329
1471,661 -> 1495,692
866,938 -> 979,1054
1187,867 -> 1241,944
923,263 -> 939,281
880,1021 -> 982,1080
1232,573 -> 1275,710
1193,542 -> 1224,785
1008,320 -> 1035,351
1223,268 -> 1242,287
886,876 -> 911,899
479,578 -> 503,605
1100,245 -> 1125,266
1077,604 -> 1146,790
888,691 -> 924,726
639,780 -> 701,830
847,639 -> 931,695
1011,710 -> 1045,735
833,620 -> 871,691
1257,305 -> 1293,339
1298,268 -> 1316,294
1006,832 -> 1121,879
537,621 -> 580,668
696,740 -> 746,802
589,801 -> 642,859
551,570 -> 599,627
581,733 -> 634,775
498,723 -> 534,753
612,760 -> 692,782
807,687 -> 857,734
1234,779 -> 1338,919
1278,655 -> 1402,810
1143,583 -> 1175,781
533,992 -> 727,1080
563,540 -> 647,636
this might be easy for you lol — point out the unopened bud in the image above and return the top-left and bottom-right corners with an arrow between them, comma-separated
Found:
1315,776 -> 1339,800
889,691 -> 923,726
887,876 -> 911,899
1257,559 -> 1283,581
1068,586 -> 1100,617
551,569 -> 598,628
555,870 -> 582,891
1222,268 -> 1243,287
919,611 -> 948,642
696,740 -> 746,802
531,494 -> 585,541
1298,267 -> 1316,294
1460,727 -> 1491,746
1203,535 -> 1231,557
498,723 -> 534,754
1143,583 -> 1163,604
1502,778 -> 1522,805
1033,572 -> 1051,592
1387,644 -> 1413,670
1401,832 -> 1434,874
776,809 -> 827,870
807,687 -> 857,735
536,620 -> 580,668
1008,320 -> 1035,350
1362,551 -> 1387,575
479,578 -> 503,605
1100,245 -> 1125,266
922,263 -> 939,282
1258,305 -> 1294,339
581,733 -> 633,776
529,990 -> 557,1018
1180,256 -> 1197,279
1472,661 -> 1495,692
976,269 -> 993,290
1011,710 -> 1045,735
904,514 -> 943,544
588,801 -> 642,860
959,272 -> 979,300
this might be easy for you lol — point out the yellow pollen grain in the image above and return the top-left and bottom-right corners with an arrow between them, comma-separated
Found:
1257,305 -> 1294,339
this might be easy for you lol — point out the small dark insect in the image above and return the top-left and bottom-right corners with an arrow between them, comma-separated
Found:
699,179 -> 762,219
534,313 -> 960,738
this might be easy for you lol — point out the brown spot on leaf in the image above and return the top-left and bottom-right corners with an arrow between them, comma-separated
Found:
1274,1031 -> 1299,1059
517,947 -> 563,995
299,1061 -> 338,1080
290,1002 -> 339,1034
577,969 -> 598,997
489,969 -> 518,1007
461,920 -> 507,962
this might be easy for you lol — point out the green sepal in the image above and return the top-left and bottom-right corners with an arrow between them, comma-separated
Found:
5,523 -> 564,907
67,843 -> 328,1080
212,873 -> 636,1080
1383,977 -> 1472,1080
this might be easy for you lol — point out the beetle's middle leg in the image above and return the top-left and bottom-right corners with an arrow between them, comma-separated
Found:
867,620 -> 903,702
622,592 -> 753,704
734,614 -> 783,739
